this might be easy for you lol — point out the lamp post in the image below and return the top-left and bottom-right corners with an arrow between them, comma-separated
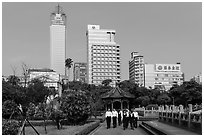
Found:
172,97 -> 175,106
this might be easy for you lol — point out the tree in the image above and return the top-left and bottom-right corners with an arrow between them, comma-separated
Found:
60,90 -> 91,124
168,80 -> 202,106
102,79 -> 112,86
2,100 -> 19,119
65,58 -> 73,80
21,62 -> 29,87
118,80 -> 138,93
26,79 -> 50,105
7,75 -> 20,86
157,93 -> 171,105
135,96 -> 150,107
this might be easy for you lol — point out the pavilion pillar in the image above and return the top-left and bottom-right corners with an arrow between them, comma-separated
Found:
111,100 -> 113,111
120,99 -> 122,110
127,101 -> 129,110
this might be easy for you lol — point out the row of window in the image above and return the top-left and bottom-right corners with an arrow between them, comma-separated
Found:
155,78 -> 183,81
92,65 -> 120,69
92,68 -> 120,72
92,49 -> 120,53
92,72 -> 120,76
92,53 -> 119,57
92,61 -> 120,64
92,45 -> 120,49
92,53 -> 120,57
92,76 -> 120,80
156,74 -> 183,77
92,57 -> 120,61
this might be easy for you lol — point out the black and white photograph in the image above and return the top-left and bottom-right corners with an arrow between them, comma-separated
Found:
2,1 -> 202,135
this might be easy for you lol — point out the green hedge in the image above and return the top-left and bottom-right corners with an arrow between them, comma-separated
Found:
75,120 -> 100,135
2,119 -> 21,135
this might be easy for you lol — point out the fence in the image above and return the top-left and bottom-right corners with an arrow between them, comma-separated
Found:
158,104 -> 202,133
134,107 -> 159,117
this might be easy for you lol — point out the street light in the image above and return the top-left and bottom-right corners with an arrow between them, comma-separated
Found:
172,97 -> 175,106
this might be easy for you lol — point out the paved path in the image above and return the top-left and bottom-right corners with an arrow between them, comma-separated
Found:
145,121 -> 200,135
91,121 -> 148,135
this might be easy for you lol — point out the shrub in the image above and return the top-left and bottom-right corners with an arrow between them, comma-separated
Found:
75,120 -> 100,135
2,119 -> 21,135
60,90 -> 91,124
2,100 -> 19,119
146,104 -> 159,110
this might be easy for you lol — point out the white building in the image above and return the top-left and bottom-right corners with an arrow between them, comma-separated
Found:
27,68 -> 60,90
191,73 -> 202,84
129,52 -> 145,87
129,52 -> 184,91
86,25 -> 121,87
50,5 -> 66,76
144,63 -> 184,91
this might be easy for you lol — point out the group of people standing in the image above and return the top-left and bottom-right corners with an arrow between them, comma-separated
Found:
105,108 -> 139,130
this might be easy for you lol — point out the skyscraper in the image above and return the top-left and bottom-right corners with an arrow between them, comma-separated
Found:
73,62 -> 87,83
129,52 -> 145,86
50,5 -> 66,76
86,25 -> 121,87
129,51 -> 184,91
144,63 -> 184,91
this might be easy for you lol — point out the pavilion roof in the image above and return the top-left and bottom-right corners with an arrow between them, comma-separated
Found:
101,86 -> 135,99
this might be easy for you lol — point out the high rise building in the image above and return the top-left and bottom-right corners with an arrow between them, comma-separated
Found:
129,52 -> 184,91
50,5 -> 66,76
144,63 -> 184,91
73,62 -> 87,83
129,52 -> 145,86
86,25 -> 121,87
191,73 -> 202,84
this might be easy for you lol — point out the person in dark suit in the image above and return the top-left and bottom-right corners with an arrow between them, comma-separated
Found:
118,109 -> 123,126
123,109 -> 127,130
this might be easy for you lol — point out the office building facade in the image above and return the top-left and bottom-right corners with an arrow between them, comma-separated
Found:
50,5 -> 66,76
86,25 -> 121,86
73,62 -> 87,83
129,52 -> 145,86
27,68 -> 60,89
144,63 -> 184,91
129,52 -> 184,91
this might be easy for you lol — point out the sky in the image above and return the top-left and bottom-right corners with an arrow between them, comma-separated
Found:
2,2 -> 202,81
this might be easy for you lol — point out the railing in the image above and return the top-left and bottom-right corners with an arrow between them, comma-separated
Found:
134,107 -> 159,117
158,104 -> 202,134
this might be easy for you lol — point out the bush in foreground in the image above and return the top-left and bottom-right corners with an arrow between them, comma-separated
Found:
60,90 -> 91,124
2,119 -> 21,135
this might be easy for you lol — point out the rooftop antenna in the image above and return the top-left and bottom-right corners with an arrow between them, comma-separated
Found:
57,3 -> 60,14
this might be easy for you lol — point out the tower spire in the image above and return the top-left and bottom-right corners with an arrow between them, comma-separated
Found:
57,4 -> 60,14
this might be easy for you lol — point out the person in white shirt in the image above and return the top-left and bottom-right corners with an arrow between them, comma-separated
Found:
105,109 -> 112,129
112,109 -> 118,128
133,109 -> 139,128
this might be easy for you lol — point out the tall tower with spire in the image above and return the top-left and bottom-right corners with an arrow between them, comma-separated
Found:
50,5 -> 66,76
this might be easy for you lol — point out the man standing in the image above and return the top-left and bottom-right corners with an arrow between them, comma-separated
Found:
130,110 -> 135,130
112,109 -> 118,128
123,109 -> 127,130
118,109 -> 123,126
125,109 -> 130,129
133,109 -> 139,128
105,109 -> 112,129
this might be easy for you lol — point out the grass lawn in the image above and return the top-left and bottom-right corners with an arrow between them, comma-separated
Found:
24,121 -> 98,135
